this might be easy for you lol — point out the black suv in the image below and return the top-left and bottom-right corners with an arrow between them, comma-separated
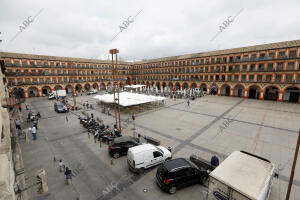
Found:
108,136 -> 140,158
156,158 -> 208,194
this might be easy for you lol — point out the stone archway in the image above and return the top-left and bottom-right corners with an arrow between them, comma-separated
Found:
234,85 -> 244,97
210,84 -> 218,95
65,85 -> 73,94
75,84 -> 82,92
126,77 -> 131,85
84,83 -> 91,91
175,82 -> 181,90
284,87 -> 300,103
221,84 -> 231,96
248,85 -> 260,99
162,82 -> 166,89
100,83 -> 106,90
200,83 -> 207,92
27,87 -> 39,97
182,82 -> 188,90
55,85 -> 63,90
156,82 -> 161,90
168,82 -> 173,90
42,86 -> 52,96
93,83 -> 99,90
191,83 -> 197,89
264,86 -> 279,101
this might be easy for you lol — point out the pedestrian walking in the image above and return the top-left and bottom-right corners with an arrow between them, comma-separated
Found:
59,160 -> 65,172
65,167 -> 72,185
32,126 -> 37,140
15,119 -> 21,130
187,99 -> 190,107
18,104 -> 22,112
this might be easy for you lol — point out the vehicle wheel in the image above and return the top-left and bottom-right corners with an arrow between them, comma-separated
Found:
165,157 -> 171,161
200,176 -> 207,185
113,152 -> 120,159
168,185 -> 176,194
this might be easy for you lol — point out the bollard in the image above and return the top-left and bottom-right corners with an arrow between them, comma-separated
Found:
53,157 -> 57,162
94,137 -> 96,143
99,140 -> 102,148
88,132 -> 90,139
110,159 -> 114,165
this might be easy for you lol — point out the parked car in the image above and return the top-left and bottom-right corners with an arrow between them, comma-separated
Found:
54,102 -> 68,113
109,136 -> 141,158
156,158 -> 208,194
127,144 -> 172,173
87,90 -> 98,95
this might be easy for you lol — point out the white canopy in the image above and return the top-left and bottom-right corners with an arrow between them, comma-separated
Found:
124,84 -> 146,89
94,92 -> 166,107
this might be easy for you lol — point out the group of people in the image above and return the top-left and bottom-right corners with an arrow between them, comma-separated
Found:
59,160 -> 72,185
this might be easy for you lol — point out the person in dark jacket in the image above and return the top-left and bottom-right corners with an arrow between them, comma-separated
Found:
65,167 -> 72,185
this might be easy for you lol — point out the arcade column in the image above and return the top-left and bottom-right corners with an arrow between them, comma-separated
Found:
38,88 -> 42,97
277,91 -> 284,102
217,87 -> 221,96
230,88 -> 234,97
243,90 -> 248,99
259,91 -> 264,100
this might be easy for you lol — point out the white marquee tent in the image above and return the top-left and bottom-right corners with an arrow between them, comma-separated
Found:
94,92 -> 166,107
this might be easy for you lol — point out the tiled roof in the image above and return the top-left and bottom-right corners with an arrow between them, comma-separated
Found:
1,39 -> 300,65
0,52 -> 131,65
134,39 -> 300,64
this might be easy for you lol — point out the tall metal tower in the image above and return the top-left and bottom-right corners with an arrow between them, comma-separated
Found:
109,48 -> 121,131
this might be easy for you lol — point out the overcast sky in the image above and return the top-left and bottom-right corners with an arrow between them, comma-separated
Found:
0,0 -> 299,62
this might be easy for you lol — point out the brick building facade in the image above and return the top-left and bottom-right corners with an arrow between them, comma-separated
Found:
1,39 -> 300,103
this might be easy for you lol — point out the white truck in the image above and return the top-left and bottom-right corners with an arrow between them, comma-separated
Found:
208,151 -> 275,200
48,90 -> 66,100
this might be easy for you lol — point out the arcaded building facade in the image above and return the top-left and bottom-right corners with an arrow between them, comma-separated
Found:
1,39 -> 300,103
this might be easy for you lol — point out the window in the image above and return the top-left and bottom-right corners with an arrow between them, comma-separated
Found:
258,64 -> 264,71
249,75 -> 254,82
286,74 -> 293,82
266,75 -> 272,81
174,169 -> 186,177
242,65 -> 247,71
153,151 -> 162,158
234,75 -> 239,81
184,168 -> 195,176
277,63 -> 283,70
227,75 -> 231,81
259,53 -> 265,58
289,50 -> 296,58
269,52 -> 275,58
242,75 -> 246,81
275,75 -> 281,82
279,51 -> 286,58
257,75 -> 262,82
250,64 -> 255,71
235,65 -> 240,71
251,54 -> 257,59
267,63 -> 274,70
288,62 -> 294,70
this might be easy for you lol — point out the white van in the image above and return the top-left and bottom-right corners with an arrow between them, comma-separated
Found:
127,144 -> 172,173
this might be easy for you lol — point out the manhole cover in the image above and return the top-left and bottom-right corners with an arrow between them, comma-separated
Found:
143,189 -> 148,193
176,128 -> 181,131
